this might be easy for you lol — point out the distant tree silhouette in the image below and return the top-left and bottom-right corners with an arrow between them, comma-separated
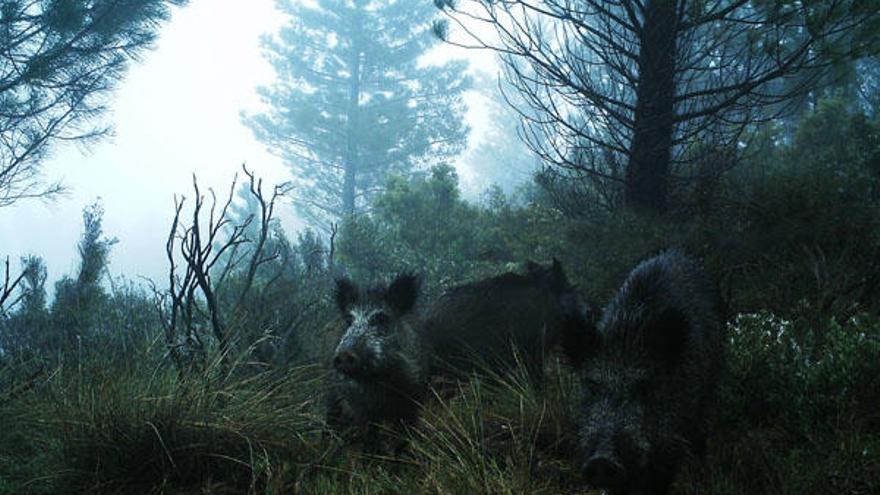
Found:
245,0 -> 470,228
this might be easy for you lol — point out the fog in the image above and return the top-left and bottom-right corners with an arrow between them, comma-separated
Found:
2,2 -> 877,492
0,0 -> 506,289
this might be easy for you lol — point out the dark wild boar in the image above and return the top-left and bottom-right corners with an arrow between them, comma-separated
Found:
423,259 -> 593,386
577,250 -> 725,495
324,273 -> 429,437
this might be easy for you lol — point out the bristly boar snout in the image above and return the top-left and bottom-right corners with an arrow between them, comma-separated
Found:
574,250 -> 725,495
330,272 -> 421,378
325,272 -> 429,438
330,324 -> 378,377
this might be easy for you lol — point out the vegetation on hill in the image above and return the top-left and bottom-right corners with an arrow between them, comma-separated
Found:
2,98 -> 880,494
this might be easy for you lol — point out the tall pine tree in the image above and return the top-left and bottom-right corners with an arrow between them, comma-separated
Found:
244,0 -> 470,227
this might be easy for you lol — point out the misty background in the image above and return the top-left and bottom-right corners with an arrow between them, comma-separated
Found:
0,0 -> 522,288
1,1 -> 879,494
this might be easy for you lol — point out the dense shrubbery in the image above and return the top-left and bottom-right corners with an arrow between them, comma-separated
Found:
712,99 -> 880,319
3,311 -> 876,494
336,164 -> 507,289
681,312 -> 880,495
530,99 -> 880,321
1,99 -> 880,493
0,354 -> 326,494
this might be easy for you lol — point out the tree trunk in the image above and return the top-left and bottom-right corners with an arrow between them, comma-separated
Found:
342,27 -> 362,218
626,0 -> 678,213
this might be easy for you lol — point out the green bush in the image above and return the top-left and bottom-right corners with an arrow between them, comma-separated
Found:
1,353 -> 327,495
678,312 -> 880,495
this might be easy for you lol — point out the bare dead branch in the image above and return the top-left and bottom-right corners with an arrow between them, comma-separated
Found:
437,0 -> 880,212
0,256 -> 28,317
160,166 -> 294,372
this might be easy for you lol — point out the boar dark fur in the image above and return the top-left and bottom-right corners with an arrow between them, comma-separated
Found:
577,250 -> 725,495
423,259 -> 593,385
325,273 -> 429,439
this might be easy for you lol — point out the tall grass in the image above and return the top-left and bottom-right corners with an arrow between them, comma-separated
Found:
1,343 -> 328,494
2,312 -> 878,494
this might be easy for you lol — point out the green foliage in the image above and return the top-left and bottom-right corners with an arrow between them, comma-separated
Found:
716,99 -> 880,318
50,201 -> 119,351
214,239 -> 334,367
0,256 -> 49,356
0,348 -> 326,495
532,98 -> 880,317
337,164 -> 503,286
17,256 -> 47,316
211,185 -> 335,367
722,312 -> 880,431
0,202 -> 142,363
333,164 -> 573,293
4,88 -> 880,495
677,312 -> 880,495
4,310 -> 876,494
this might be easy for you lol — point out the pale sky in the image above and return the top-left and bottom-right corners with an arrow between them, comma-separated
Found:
0,0 -> 505,290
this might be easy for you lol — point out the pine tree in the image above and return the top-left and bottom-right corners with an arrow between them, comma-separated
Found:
436,0 -> 880,213
52,201 -> 117,345
244,0 -> 470,226
0,0 -> 186,207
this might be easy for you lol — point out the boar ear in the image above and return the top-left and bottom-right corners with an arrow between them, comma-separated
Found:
646,307 -> 689,367
385,272 -> 420,315
334,277 -> 358,314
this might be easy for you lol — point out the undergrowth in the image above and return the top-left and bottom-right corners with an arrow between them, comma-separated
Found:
2,312 -> 879,494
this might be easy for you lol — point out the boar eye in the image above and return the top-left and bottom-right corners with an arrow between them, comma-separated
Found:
343,313 -> 354,326
369,312 -> 390,327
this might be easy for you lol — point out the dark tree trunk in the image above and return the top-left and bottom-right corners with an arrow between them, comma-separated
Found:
626,0 -> 678,213
342,30 -> 362,218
